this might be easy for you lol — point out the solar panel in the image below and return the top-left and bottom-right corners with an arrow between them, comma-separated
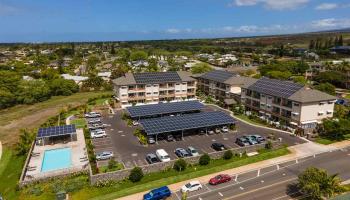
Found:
200,70 -> 235,83
140,111 -> 235,135
127,101 -> 204,118
248,77 -> 303,98
37,124 -> 76,138
133,72 -> 182,84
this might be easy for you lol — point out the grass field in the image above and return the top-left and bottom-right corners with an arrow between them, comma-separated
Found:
315,134 -> 350,145
0,91 -> 112,146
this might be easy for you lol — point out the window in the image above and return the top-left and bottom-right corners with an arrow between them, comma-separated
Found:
146,84 -> 151,88
121,86 -> 127,89
146,92 -> 151,95
176,83 -> 180,86
261,94 -> 265,98
153,92 -> 158,94
121,94 -> 127,97
268,96 -> 272,99
176,90 -> 180,92
326,110 -> 333,114
294,103 -> 300,107
266,104 -> 271,108
182,90 -> 186,92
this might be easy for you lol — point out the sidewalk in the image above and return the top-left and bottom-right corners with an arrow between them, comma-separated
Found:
0,141 -> 2,161
116,141 -> 345,200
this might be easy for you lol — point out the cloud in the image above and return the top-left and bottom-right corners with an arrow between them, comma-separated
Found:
0,3 -> 19,15
231,0 -> 309,10
165,28 -> 181,34
311,18 -> 350,29
315,3 -> 338,10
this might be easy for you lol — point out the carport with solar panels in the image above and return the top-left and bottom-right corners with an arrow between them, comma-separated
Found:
139,111 -> 235,142
36,124 -> 77,146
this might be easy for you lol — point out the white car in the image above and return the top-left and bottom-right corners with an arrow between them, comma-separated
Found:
91,130 -> 107,138
181,181 -> 203,193
221,126 -> 229,133
85,112 -> 101,118
155,149 -> 171,162
96,151 -> 114,160
132,121 -> 139,126
187,146 -> 199,157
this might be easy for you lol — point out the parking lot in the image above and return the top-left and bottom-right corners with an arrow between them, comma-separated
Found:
91,106 -> 306,168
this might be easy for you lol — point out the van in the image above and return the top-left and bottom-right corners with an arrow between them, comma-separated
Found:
155,149 -> 171,162
143,186 -> 171,200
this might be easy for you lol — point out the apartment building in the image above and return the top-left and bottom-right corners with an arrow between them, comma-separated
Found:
241,77 -> 336,131
196,70 -> 257,103
113,71 -> 196,107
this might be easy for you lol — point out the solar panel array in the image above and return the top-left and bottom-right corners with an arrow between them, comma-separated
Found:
127,101 -> 204,118
140,111 -> 235,135
133,72 -> 182,84
37,124 -> 76,138
248,77 -> 303,98
200,70 -> 235,83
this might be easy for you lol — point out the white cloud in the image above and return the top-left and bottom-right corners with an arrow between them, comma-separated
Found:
315,3 -> 338,10
312,18 -> 350,29
165,28 -> 181,34
232,0 -> 309,10
237,25 -> 259,33
0,3 -> 18,15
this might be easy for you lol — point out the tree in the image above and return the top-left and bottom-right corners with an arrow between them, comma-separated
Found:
49,78 -> 79,96
309,40 -> 315,50
0,89 -> 16,109
318,119 -> 350,140
16,129 -> 35,155
129,167 -> 144,182
314,71 -> 347,88
266,71 -> 292,80
191,63 -> 213,74
173,159 -> 187,171
199,154 -> 210,165
110,45 -> 116,55
130,50 -> 148,61
223,150 -> 233,160
315,83 -> 336,95
291,76 -> 307,85
298,167 -> 345,199
338,35 -> 343,46
17,80 -> 51,104
87,56 -> 100,72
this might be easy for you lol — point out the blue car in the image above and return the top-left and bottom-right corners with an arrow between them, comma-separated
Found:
143,186 -> 171,200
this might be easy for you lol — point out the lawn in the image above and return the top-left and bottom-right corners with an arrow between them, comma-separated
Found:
314,134 -> 350,145
0,148 -> 26,200
70,118 -> 86,129
233,114 -> 267,126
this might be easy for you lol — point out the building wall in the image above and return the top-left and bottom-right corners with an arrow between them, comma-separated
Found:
299,101 -> 334,123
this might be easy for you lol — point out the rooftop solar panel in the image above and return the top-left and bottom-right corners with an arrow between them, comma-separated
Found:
37,124 -> 76,138
133,72 -> 182,84
200,70 -> 236,83
248,77 -> 303,98
126,101 -> 204,118
140,111 -> 235,135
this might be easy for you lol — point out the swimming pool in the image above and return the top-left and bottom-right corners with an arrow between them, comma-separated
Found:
41,148 -> 72,172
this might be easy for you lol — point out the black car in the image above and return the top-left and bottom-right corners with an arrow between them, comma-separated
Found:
167,134 -> 174,142
146,153 -> 159,164
235,137 -> 250,147
175,148 -> 190,158
211,143 -> 226,151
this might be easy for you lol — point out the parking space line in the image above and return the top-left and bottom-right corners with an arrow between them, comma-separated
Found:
174,192 -> 181,200
218,192 -> 224,197
203,184 -> 211,191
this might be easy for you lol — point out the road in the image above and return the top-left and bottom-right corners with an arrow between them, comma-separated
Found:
173,147 -> 350,200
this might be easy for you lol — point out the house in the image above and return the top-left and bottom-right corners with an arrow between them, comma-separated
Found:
97,71 -> 112,81
113,71 -> 197,107
241,77 -> 336,132
61,74 -> 88,85
196,70 -> 257,104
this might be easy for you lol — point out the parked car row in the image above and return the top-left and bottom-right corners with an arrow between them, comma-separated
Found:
146,147 -> 199,164
235,134 -> 265,147
85,111 -> 101,118
144,174 -> 232,199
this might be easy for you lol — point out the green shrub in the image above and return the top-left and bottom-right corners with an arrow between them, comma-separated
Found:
223,150 -> 233,160
199,154 -> 210,165
108,158 -> 117,169
129,167 -> 144,182
173,159 -> 187,172
265,141 -> 273,150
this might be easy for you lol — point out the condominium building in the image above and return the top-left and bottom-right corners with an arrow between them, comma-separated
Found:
113,71 -> 196,107
241,77 -> 336,131
196,70 -> 257,103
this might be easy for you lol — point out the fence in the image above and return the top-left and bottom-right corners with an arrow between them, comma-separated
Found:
90,141 -> 282,185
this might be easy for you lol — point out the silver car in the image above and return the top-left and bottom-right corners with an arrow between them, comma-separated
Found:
96,151 -> 114,160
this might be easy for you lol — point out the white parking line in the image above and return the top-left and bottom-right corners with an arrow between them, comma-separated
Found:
218,192 -> 224,197
174,192 -> 180,200
203,184 -> 211,191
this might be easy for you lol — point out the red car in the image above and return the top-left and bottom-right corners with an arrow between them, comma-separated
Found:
209,174 -> 232,185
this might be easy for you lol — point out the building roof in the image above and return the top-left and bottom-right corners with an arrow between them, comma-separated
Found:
140,111 -> 235,135
199,70 -> 236,83
113,71 -> 194,85
288,88 -> 336,103
126,101 -> 204,118
247,77 -> 304,98
224,76 -> 257,87
37,125 -> 76,139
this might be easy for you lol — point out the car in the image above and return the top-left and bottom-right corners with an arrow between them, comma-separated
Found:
88,118 -> 101,124
235,137 -> 250,147
215,127 -> 221,134
143,186 -> 171,200
211,143 -> 226,151
85,112 -> 101,118
209,174 -> 232,185
132,121 -> 139,126
243,135 -> 258,145
91,130 -> 107,139
198,130 -> 206,135
89,123 -> 107,130
181,181 -> 203,193
174,134 -> 182,141
96,151 -> 113,160
221,126 -> 229,133
146,153 -> 159,164
175,148 -> 190,158
207,129 -> 215,135
250,134 -> 265,143
187,146 -> 199,157
156,149 -> 171,162
91,128 -> 104,134
166,134 -> 174,142
148,136 -> 156,144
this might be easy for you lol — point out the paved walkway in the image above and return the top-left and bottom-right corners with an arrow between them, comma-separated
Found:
116,140 -> 347,200
0,141 -> 2,161
66,115 -> 74,125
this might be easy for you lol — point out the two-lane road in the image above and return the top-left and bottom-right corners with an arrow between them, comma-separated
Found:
177,147 -> 350,200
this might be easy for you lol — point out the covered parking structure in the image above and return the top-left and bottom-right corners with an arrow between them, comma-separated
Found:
126,100 -> 204,120
139,111 -> 235,142
36,124 -> 77,146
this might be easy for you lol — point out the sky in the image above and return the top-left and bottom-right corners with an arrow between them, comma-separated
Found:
0,0 -> 350,42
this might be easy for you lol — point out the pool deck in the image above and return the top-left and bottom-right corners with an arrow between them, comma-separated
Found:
23,129 -> 88,182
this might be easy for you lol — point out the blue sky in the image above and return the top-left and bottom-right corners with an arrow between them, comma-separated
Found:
0,0 -> 350,42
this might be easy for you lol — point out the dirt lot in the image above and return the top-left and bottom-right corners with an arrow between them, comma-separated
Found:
0,91 -> 111,146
